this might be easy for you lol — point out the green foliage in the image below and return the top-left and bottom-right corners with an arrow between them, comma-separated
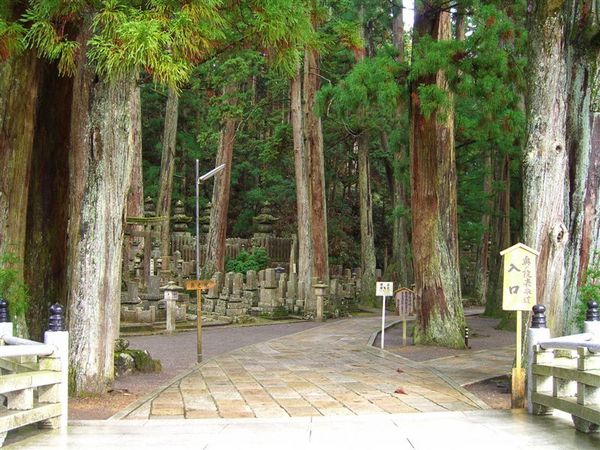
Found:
0,17 -> 25,60
0,253 -> 29,322
225,248 -> 269,274
575,254 -> 600,331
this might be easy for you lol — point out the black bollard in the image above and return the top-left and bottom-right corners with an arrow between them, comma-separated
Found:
0,298 -> 8,323
48,303 -> 65,332
464,326 -> 470,349
531,304 -> 547,328
586,300 -> 599,322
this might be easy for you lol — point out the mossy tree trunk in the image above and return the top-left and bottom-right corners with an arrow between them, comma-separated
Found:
562,1 -> 600,332
67,32 -> 137,394
410,2 -> 465,348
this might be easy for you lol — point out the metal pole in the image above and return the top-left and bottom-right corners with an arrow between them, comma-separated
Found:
195,159 -> 202,363
381,295 -> 386,349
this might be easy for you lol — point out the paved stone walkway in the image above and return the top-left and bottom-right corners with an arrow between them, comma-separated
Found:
118,317 -> 484,420
6,410 -> 600,449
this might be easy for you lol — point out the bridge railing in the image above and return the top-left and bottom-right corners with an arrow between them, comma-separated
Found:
0,302 -> 68,446
527,301 -> 600,433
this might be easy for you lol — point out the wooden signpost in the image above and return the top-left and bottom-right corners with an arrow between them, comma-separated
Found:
500,243 -> 539,409
185,279 -> 215,363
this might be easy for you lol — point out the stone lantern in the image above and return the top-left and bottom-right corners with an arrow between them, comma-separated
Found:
160,281 -> 184,333
171,200 -> 191,233
313,283 -> 328,322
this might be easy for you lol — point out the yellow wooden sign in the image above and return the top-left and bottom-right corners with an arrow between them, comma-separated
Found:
185,280 -> 215,291
500,243 -> 539,311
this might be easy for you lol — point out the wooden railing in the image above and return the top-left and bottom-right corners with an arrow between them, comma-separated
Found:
527,302 -> 600,433
0,303 -> 68,446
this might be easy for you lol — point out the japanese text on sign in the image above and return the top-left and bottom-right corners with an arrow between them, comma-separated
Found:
500,243 -> 539,311
376,282 -> 393,297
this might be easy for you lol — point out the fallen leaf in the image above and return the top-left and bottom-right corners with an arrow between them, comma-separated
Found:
394,387 -> 407,395
396,368 -> 404,374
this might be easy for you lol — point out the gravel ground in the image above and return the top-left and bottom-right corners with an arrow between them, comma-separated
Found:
70,321 -> 325,419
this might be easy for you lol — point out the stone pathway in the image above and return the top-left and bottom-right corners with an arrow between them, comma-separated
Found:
119,317 -> 484,420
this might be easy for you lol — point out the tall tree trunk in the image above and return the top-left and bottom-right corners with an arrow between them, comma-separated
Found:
473,151 -> 492,305
0,50 -> 40,336
124,85 -> 143,283
303,48 -> 329,285
357,133 -> 376,303
389,4 -> 412,287
127,85 -> 144,219
484,154 -> 511,317
24,63 -> 71,341
205,86 -> 238,277
410,3 -> 465,347
583,113 -> 600,267
291,68 -> 314,306
156,87 -> 179,257
562,1 -> 600,332
67,33 -> 137,393
523,1 -> 568,336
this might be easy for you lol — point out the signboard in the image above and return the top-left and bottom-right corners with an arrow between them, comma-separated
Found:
185,280 -> 216,291
500,243 -> 539,311
376,282 -> 393,297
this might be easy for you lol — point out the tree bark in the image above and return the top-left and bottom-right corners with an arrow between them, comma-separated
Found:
523,1 -> 568,336
0,50 -> 40,336
67,33 -> 137,393
127,85 -> 144,219
303,48 -> 329,285
357,133 -> 377,303
484,154 -> 511,317
205,85 -> 238,277
156,87 -> 179,257
562,1 -> 600,332
24,63 -> 72,341
473,151 -> 492,305
291,68 -> 314,306
389,4 -> 412,287
410,3 -> 465,347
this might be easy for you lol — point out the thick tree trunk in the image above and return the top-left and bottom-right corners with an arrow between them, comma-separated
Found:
523,1 -> 568,336
562,1 -> 600,332
357,133 -> 376,303
583,114 -> 600,267
410,4 -> 465,347
303,49 -> 329,285
24,64 -> 72,341
205,86 -> 238,277
291,69 -> 314,307
156,87 -> 179,257
67,35 -> 136,393
0,51 -> 40,336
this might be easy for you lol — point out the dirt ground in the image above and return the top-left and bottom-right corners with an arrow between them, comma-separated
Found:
465,376 -> 511,409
